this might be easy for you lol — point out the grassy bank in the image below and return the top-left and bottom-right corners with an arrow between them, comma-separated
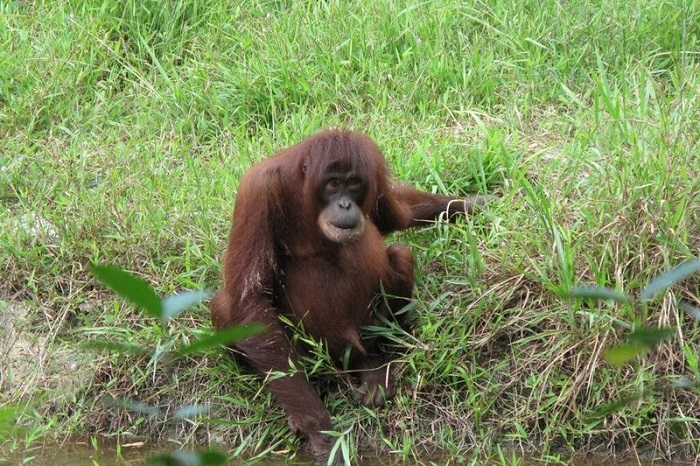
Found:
1,0 -> 699,463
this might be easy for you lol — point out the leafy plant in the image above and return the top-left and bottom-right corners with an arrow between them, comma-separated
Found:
90,263 -> 264,466
567,259 -> 700,417
569,259 -> 700,367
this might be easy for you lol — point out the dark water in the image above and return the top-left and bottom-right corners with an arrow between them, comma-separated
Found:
1,442 -> 294,466
1,443 -> 691,466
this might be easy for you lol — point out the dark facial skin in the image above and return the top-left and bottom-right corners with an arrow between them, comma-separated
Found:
317,174 -> 366,243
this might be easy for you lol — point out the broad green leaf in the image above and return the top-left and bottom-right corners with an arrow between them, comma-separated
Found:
678,301 -> 700,320
174,404 -> 210,420
586,394 -> 641,420
177,324 -> 265,355
82,340 -> 148,355
640,260 -> 700,301
0,405 -> 19,432
671,377 -> 699,389
603,343 -> 649,367
568,286 -> 631,303
91,264 -> 162,318
627,326 -> 675,346
162,290 -> 213,320
149,450 -> 227,466
683,342 -> 698,372
115,399 -> 162,417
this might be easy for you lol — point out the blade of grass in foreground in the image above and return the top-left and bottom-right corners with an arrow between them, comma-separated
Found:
604,343 -> 649,367
586,394 -> 642,420
91,264 -> 162,318
162,290 -> 213,320
0,405 -> 19,433
178,324 -> 266,355
568,286 -> 631,303
627,326 -> 675,345
82,340 -> 149,355
640,259 -> 700,301
678,301 -> 700,320
603,327 -> 674,367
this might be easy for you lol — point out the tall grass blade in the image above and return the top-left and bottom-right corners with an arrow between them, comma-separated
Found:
604,343 -> 648,367
678,301 -> 700,320
174,404 -> 210,420
0,405 -> 19,433
640,260 -> 700,301
586,394 -> 641,420
178,324 -> 265,355
110,398 -> 162,417
568,286 -> 631,303
162,290 -> 213,320
671,378 -> 699,389
91,264 -> 162,318
82,340 -> 149,355
627,326 -> 675,346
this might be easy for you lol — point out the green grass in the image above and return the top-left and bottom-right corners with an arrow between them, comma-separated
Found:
1,0 -> 700,463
